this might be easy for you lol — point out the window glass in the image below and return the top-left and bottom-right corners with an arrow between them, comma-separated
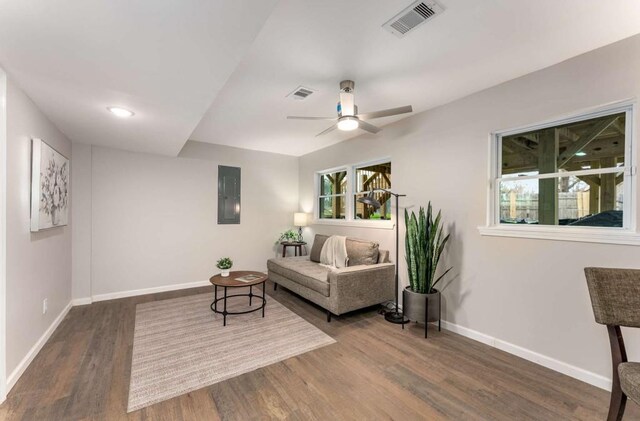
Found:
501,112 -> 625,177
497,109 -> 627,228
499,174 -> 623,227
353,162 -> 392,220
320,171 -> 347,196
318,170 -> 347,219
319,196 -> 346,219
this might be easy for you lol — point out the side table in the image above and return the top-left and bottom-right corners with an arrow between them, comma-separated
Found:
280,241 -> 307,257
209,271 -> 268,326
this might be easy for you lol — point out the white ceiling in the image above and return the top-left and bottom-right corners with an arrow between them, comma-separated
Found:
0,0 -> 278,156
1,1 -> 640,157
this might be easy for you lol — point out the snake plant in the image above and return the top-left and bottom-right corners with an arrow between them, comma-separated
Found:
405,203 -> 452,294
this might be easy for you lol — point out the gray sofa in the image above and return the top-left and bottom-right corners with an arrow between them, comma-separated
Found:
267,234 -> 395,321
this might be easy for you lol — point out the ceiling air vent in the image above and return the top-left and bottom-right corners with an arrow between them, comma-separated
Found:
287,86 -> 316,100
382,1 -> 444,38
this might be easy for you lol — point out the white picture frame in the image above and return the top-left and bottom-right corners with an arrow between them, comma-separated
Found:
30,138 -> 69,232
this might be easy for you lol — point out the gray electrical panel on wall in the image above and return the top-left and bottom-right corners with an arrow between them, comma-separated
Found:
218,165 -> 241,224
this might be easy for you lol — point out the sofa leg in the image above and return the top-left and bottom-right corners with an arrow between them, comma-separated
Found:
273,283 -> 278,291
327,311 -> 332,323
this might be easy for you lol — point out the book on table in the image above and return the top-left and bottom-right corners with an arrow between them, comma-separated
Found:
234,274 -> 263,283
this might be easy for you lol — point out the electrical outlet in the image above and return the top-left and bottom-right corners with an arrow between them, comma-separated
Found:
42,298 -> 47,315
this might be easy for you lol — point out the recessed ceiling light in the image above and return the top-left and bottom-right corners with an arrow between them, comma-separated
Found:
575,151 -> 587,156
581,165 -> 591,170
107,106 -> 134,118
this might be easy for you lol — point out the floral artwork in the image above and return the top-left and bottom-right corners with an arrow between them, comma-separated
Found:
31,138 -> 69,231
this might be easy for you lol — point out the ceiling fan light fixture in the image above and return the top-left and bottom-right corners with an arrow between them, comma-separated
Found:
107,106 -> 135,118
337,116 -> 359,131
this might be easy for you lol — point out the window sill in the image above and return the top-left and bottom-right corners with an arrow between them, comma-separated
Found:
478,225 -> 640,246
312,219 -> 395,230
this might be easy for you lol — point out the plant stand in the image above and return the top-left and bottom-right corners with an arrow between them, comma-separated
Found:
402,289 -> 441,338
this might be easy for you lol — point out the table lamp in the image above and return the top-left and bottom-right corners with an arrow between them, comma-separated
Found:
293,212 -> 308,242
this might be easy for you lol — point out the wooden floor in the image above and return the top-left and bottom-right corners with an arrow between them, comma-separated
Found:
0,282 -> 637,421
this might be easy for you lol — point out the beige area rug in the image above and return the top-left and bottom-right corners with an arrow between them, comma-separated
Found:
127,291 -> 335,412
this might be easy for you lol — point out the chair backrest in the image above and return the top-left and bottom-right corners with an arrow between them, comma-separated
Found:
584,267 -> 640,327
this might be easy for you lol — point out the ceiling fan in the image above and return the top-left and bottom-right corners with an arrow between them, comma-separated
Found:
287,80 -> 413,137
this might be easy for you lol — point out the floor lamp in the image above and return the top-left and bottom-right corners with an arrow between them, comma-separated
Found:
357,189 -> 409,324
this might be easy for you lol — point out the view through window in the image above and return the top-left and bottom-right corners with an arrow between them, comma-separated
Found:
317,160 -> 392,221
354,162 -> 392,220
318,170 -> 347,219
498,110 -> 627,227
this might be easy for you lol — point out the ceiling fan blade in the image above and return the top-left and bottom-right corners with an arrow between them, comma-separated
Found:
315,124 -> 338,137
287,116 -> 337,121
358,120 -> 381,134
356,105 -> 413,120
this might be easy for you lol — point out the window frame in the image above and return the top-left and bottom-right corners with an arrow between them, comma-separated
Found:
316,166 -> 348,221
480,100 -> 640,245
314,158 -> 394,229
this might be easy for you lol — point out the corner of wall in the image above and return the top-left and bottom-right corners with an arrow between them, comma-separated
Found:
71,143 -> 92,301
0,66 -> 8,403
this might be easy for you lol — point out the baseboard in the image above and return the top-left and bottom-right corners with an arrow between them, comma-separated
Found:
90,280 -> 211,303
10,289 -> 610,398
6,300 -> 73,393
440,320 -> 612,391
71,297 -> 92,306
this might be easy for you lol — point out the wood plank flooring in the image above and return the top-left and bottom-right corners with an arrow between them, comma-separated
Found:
0,282 -> 637,420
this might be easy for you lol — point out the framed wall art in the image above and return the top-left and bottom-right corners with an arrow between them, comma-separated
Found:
31,138 -> 69,231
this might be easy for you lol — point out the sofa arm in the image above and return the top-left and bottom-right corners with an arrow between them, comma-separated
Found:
327,263 -> 395,315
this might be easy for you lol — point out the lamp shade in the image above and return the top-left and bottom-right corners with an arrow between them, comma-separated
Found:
294,212 -> 308,227
357,191 -> 381,210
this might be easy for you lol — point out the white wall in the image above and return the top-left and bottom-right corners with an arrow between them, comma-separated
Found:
5,78 -> 72,378
299,34 -> 640,387
72,141 -> 298,298
0,67 -> 7,402
71,143 -> 91,300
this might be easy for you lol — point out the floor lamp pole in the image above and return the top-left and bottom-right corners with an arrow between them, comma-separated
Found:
385,192 -> 408,324
356,189 -> 408,324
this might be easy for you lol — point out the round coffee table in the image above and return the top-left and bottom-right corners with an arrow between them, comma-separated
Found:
209,271 -> 268,326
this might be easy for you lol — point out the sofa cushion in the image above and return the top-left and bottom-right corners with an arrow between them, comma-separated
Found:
267,256 -> 330,296
310,234 -> 379,266
346,238 -> 379,266
309,234 -> 329,263
619,362 -> 640,405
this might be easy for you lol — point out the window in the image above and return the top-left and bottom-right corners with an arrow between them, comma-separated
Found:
318,169 -> 347,219
354,162 -> 392,220
316,160 -> 392,224
484,102 -> 636,242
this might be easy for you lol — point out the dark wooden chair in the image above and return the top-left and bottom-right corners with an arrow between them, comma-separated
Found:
585,267 -> 640,421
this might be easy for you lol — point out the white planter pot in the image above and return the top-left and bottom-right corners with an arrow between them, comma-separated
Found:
221,269 -> 230,277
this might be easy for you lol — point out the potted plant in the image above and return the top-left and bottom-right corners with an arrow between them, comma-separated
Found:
403,203 -> 452,329
216,257 -> 233,277
275,229 -> 299,244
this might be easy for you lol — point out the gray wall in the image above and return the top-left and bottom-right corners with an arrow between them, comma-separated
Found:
71,143 -> 91,300
72,141 -> 299,298
6,78 -> 72,376
298,34 -> 640,384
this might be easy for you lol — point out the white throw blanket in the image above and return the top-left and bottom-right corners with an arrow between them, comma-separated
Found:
319,235 -> 348,269
320,235 -> 349,268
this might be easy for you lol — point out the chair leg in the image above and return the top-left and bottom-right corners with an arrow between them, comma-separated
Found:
273,283 -> 278,291
327,310 -> 332,323
607,382 -> 626,421
607,325 -> 628,421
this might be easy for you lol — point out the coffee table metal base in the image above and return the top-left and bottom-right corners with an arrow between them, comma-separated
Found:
210,282 -> 267,326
